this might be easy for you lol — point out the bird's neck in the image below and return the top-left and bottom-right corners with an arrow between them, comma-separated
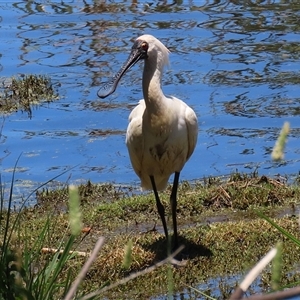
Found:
142,57 -> 166,112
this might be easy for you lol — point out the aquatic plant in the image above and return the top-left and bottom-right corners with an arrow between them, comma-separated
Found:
0,74 -> 58,116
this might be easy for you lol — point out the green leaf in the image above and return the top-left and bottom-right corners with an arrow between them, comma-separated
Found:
257,211 -> 300,247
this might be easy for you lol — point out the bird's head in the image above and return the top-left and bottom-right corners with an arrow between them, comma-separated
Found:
133,35 -> 170,68
97,35 -> 169,99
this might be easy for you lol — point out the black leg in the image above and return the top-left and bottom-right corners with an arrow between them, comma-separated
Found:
150,175 -> 168,239
170,172 -> 180,249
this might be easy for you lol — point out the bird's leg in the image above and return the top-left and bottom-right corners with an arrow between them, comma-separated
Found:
170,172 -> 180,249
150,175 -> 168,239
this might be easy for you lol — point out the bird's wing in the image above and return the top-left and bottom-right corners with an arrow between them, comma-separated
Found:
184,105 -> 198,160
128,100 -> 145,122
125,100 -> 146,177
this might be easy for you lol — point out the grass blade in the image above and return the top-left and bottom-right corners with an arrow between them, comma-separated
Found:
257,211 -> 300,247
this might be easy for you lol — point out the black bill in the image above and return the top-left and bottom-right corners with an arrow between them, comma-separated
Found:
97,40 -> 147,99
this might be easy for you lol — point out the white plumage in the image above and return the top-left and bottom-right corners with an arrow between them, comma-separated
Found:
98,34 -> 198,249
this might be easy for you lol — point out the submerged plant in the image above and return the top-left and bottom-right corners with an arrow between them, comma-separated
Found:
0,74 -> 58,116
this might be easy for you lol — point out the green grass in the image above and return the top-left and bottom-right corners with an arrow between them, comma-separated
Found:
1,171 -> 300,299
0,168 -> 83,300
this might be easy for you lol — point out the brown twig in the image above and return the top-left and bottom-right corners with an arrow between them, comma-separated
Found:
79,245 -> 185,300
64,237 -> 105,300
41,247 -> 89,257
244,286 -> 300,300
229,248 -> 277,300
229,246 -> 300,300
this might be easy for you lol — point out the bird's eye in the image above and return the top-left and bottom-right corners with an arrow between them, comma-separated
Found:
141,42 -> 148,51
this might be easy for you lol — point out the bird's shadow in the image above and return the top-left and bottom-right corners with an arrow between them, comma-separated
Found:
140,235 -> 212,262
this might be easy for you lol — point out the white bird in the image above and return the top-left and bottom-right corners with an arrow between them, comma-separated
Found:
97,34 -> 198,249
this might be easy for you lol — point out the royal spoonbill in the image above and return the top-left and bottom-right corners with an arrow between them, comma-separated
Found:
97,34 -> 198,249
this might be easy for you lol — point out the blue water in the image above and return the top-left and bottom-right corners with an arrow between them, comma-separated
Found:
153,273 -> 300,299
1,1 -> 300,298
1,1 -> 300,194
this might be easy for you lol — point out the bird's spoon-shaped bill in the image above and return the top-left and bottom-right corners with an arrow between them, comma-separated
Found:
97,47 -> 143,99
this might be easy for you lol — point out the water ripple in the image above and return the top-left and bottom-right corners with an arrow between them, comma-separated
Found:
1,0 -> 300,195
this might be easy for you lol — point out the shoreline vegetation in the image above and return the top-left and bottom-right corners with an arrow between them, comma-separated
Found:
1,171 -> 300,299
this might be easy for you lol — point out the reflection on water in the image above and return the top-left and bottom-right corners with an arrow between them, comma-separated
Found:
1,1 -> 300,298
0,0 -> 300,196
